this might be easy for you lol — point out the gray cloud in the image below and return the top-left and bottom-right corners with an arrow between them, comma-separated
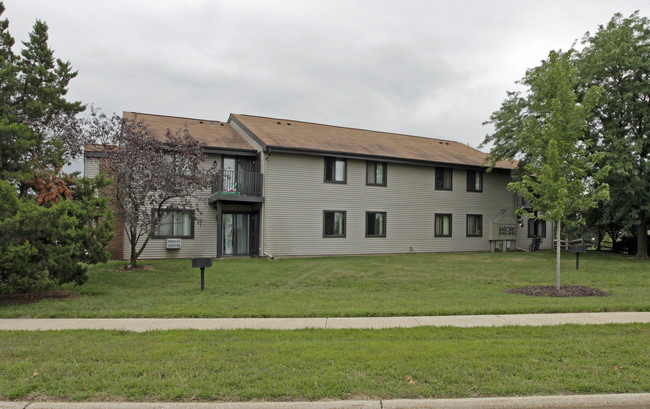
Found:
5,0 -> 649,150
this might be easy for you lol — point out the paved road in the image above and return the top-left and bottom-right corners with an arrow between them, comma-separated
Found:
1,312 -> 649,331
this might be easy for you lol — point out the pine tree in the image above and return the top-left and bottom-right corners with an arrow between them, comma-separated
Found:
0,2 -> 112,294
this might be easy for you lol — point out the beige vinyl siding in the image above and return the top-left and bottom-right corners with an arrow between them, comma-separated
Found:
123,154 -> 220,260
263,153 -> 518,257
229,120 -> 264,152
84,156 -> 100,178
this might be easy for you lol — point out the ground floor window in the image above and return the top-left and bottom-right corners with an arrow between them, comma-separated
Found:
152,209 -> 194,238
323,210 -> 346,237
528,219 -> 546,238
366,211 -> 386,237
466,214 -> 483,237
435,213 -> 452,237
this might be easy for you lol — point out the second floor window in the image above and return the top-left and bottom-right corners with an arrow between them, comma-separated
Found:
467,170 -> 483,192
366,161 -> 387,186
324,157 -> 346,183
435,167 -> 452,190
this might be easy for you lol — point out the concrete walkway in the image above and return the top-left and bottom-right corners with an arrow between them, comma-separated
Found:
2,314 -> 649,408
1,312 -> 649,331
2,393 -> 650,408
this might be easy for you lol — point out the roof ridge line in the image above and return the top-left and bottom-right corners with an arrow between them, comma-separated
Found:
125,111 -> 227,124
233,113 -> 462,145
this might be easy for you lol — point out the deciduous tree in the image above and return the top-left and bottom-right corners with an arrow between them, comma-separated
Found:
483,50 -> 610,289
89,112 -> 219,269
578,12 -> 650,260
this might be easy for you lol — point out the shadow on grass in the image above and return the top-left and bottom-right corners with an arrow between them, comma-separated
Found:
0,291 -> 83,306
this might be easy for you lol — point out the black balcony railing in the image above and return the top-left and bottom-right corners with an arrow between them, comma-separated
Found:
212,170 -> 263,197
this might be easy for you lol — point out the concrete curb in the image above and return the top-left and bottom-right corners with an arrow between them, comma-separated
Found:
2,394 -> 650,408
0,312 -> 649,331
383,393 -> 650,408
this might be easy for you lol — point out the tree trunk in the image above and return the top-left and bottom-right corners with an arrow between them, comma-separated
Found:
596,229 -> 603,251
556,220 -> 561,290
129,226 -> 138,269
636,218 -> 648,260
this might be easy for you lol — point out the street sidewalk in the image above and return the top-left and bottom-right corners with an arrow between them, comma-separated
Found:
2,314 -> 649,408
2,393 -> 650,408
0,311 -> 649,331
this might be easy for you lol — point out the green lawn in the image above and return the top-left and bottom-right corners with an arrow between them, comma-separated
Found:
1,250 -> 648,318
1,325 -> 648,401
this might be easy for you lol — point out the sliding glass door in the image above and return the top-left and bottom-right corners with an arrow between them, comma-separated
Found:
222,213 -> 255,256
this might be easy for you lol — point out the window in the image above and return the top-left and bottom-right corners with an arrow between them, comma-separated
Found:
435,167 -> 452,190
528,219 -> 547,238
466,214 -> 483,237
152,209 -> 194,238
366,211 -> 387,237
435,213 -> 452,237
467,170 -> 483,192
366,161 -> 387,186
323,211 -> 346,237
324,157 -> 347,183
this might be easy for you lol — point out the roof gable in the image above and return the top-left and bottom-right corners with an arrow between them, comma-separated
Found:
124,112 -> 255,151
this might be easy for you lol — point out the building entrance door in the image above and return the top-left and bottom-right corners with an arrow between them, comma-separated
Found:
221,212 -> 258,256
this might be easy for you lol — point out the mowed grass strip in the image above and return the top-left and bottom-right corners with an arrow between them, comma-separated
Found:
1,251 -> 649,318
1,324 -> 648,401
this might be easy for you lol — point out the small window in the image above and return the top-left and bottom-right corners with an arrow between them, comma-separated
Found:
324,157 -> 346,183
323,210 -> 346,237
366,161 -> 387,186
435,167 -> 452,190
466,214 -> 483,237
528,219 -> 547,238
366,211 -> 387,237
152,209 -> 194,239
467,170 -> 483,192
435,213 -> 452,237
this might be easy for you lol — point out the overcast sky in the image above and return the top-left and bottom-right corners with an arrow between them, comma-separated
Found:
4,0 -> 649,152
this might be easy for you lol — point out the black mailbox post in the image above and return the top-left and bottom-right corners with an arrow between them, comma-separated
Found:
570,245 -> 588,270
191,258 -> 213,291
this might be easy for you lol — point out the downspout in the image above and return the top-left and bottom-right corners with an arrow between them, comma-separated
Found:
215,201 -> 222,259
262,146 -> 271,259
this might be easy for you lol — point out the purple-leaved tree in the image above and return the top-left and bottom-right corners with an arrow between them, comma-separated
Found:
89,111 -> 219,269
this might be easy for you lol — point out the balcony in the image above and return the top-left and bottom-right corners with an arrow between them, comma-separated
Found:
517,195 -> 533,211
210,170 -> 264,203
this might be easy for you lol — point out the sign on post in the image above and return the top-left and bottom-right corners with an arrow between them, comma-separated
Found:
191,258 -> 213,290
569,245 -> 588,270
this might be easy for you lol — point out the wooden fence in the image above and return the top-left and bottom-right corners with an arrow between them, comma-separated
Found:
553,237 -> 596,250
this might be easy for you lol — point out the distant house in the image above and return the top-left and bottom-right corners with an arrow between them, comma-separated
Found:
84,112 -> 553,260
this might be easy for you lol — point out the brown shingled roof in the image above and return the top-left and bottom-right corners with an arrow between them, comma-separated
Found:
124,112 -> 255,151
231,114 -> 516,170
